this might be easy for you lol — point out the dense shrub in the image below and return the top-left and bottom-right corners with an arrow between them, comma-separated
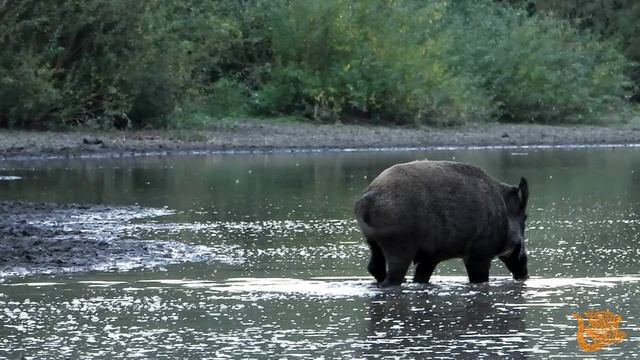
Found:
248,0 -> 634,124
251,0 -> 492,125
0,1 -> 241,128
0,0 -> 635,128
503,0 -> 640,100
1,1 -> 143,128
442,1 -> 632,122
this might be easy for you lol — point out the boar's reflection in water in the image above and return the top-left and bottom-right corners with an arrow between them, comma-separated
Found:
354,160 -> 529,287
360,285 -> 527,359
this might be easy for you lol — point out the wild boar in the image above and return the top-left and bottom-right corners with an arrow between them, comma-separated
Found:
354,160 -> 529,287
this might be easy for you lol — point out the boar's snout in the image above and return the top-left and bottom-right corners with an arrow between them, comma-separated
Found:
500,240 -> 529,281
512,250 -> 529,281
501,177 -> 529,281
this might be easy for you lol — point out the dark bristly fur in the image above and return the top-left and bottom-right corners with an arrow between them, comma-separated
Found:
354,160 -> 529,287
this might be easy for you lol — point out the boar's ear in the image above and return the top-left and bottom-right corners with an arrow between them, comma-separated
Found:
518,177 -> 529,211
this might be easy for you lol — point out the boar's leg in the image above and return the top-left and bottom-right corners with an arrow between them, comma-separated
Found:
413,257 -> 437,284
380,259 -> 412,288
367,241 -> 387,283
380,248 -> 415,288
463,256 -> 492,283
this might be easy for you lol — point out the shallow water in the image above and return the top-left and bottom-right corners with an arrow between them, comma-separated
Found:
1,147 -> 640,358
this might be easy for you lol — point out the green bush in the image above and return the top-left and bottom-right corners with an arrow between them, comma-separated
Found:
248,0 -> 632,124
0,0 -> 635,128
251,0 -> 493,125
442,1 -> 632,123
504,0 -> 640,100
0,1 -> 145,128
0,0 -> 241,129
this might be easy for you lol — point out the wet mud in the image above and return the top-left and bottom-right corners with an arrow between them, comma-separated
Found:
3,121 -> 640,160
0,201 -> 229,278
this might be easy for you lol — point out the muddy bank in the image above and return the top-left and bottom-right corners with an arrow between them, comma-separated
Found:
2,121 -> 640,160
0,201 -> 236,279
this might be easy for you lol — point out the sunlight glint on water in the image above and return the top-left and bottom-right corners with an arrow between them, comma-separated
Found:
1,147 -> 640,358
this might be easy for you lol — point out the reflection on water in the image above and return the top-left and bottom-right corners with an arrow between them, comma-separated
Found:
363,283 -> 528,359
1,147 -> 640,358
2,276 -> 639,358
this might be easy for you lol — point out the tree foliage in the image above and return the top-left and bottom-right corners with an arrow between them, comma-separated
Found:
0,0 -> 635,128
0,0 -> 239,128
504,0 -> 640,100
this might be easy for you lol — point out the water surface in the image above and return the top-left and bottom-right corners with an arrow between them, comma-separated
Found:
1,147 -> 639,358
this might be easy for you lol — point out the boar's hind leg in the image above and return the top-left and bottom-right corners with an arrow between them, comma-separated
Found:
381,259 -> 412,288
367,241 -> 387,283
463,257 -> 492,284
380,248 -> 415,288
413,259 -> 437,284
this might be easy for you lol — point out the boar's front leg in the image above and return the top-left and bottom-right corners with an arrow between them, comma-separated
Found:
463,256 -> 492,284
367,241 -> 387,283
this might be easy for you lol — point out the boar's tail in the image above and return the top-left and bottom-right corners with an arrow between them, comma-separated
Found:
354,191 -> 375,236
354,191 -> 397,237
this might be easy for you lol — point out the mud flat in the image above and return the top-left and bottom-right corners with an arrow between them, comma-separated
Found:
0,201 -> 233,279
2,121 -> 640,160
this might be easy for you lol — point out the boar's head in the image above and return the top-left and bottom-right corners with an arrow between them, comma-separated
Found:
501,177 -> 529,281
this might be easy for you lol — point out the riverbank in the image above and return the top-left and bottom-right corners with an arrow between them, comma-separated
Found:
2,120 -> 640,160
